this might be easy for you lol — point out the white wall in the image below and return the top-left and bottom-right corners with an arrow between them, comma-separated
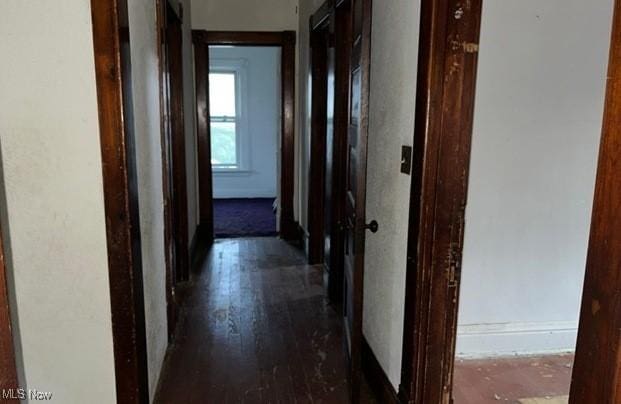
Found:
191,0 -> 298,31
210,47 -> 280,199
0,1 -> 116,402
457,0 -> 614,358
363,0 -> 420,390
127,1 -> 168,399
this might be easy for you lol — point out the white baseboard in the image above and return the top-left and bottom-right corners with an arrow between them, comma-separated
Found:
456,321 -> 578,359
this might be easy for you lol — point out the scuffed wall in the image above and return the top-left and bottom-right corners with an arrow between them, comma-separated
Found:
0,1 -> 116,402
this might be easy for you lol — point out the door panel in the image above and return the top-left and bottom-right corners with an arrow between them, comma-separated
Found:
342,0 -> 372,400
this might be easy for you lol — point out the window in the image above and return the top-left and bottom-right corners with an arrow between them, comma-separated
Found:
209,72 -> 239,169
209,59 -> 248,173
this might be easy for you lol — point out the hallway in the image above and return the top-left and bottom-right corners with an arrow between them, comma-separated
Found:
155,238 -> 369,403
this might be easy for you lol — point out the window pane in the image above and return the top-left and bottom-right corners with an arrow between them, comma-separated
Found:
211,121 -> 237,167
209,73 -> 236,117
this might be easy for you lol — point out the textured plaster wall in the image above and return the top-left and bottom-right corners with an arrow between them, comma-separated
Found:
0,1 -> 116,402
363,0 -> 421,390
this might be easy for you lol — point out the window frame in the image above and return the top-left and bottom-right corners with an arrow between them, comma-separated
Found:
209,57 -> 250,174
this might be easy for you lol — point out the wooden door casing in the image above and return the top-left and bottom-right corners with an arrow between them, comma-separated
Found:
308,23 -> 330,265
192,31 -> 297,243
571,1 -> 621,401
399,0 -> 483,403
0,226 -> 17,391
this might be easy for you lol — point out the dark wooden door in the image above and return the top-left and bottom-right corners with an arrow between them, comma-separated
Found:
166,4 -> 189,283
342,0 -> 372,400
323,44 -> 336,282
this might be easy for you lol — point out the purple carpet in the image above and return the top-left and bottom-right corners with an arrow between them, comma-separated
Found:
214,198 -> 277,238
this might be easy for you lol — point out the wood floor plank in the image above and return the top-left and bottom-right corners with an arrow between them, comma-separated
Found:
155,237 -> 372,403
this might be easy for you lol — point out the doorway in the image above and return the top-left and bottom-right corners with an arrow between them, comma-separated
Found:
208,45 -> 281,239
192,31 -> 297,243
399,0 -> 619,403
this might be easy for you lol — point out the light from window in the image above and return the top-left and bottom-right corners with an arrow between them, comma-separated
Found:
209,72 -> 238,169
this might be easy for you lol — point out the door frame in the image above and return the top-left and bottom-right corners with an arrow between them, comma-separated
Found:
570,1 -> 621,401
0,223 -> 17,391
400,0 -> 621,403
192,30 -> 297,241
156,0 -> 188,341
90,0 -> 149,402
399,0 -> 484,402
307,0 -> 352,303
307,8 -> 331,265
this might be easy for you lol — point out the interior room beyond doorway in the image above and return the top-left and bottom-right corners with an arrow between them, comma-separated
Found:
209,45 -> 281,238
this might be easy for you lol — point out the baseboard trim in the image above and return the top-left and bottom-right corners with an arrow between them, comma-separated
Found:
362,336 -> 400,404
456,321 -> 578,359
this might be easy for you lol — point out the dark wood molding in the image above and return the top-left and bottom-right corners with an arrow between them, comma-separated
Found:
167,6 -> 190,283
362,337 -> 399,404
307,22 -> 330,265
311,0 -> 334,30
399,0 -> 483,403
0,226 -> 17,391
192,30 -> 298,241
280,31 -> 298,241
166,0 -> 182,20
90,0 -> 149,402
193,30 -> 296,47
193,40 -> 215,245
570,1 -> 621,402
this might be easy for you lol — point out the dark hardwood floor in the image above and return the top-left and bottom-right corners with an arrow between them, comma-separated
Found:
155,237 -> 375,403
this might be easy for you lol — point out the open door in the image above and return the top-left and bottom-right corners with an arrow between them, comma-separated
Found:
342,0 -> 374,400
158,0 -> 188,340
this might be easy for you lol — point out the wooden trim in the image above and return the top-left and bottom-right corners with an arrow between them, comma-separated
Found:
311,0 -> 334,30
399,0 -> 482,403
194,30 -> 293,47
570,1 -> 621,402
326,0 -> 352,303
308,21 -> 330,264
167,7 -> 190,282
90,0 -> 149,402
362,337 -> 399,404
192,30 -> 298,241
0,226 -> 17,391
166,0 -> 182,20
193,41 -> 214,244
280,31 -> 298,240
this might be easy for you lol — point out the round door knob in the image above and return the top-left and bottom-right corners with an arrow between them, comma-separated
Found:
365,220 -> 379,233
